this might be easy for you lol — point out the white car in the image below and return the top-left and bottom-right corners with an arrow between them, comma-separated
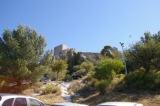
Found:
97,102 -> 143,106
51,102 -> 88,106
0,93 -> 46,106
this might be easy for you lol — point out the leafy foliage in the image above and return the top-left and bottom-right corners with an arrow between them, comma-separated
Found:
39,50 -> 54,66
101,45 -> 113,57
94,80 -> 110,94
101,45 -> 121,59
126,31 -> 160,72
74,52 -> 83,65
42,84 -> 61,95
107,74 -> 125,90
73,65 -> 81,72
80,61 -> 95,74
51,59 -> 68,81
93,58 -> 124,80
0,24 -> 50,85
124,70 -> 160,90
140,31 -> 160,43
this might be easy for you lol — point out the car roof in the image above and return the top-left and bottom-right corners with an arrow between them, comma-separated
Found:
98,102 -> 143,106
0,93 -> 27,97
0,93 -> 40,100
52,102 -> 88,106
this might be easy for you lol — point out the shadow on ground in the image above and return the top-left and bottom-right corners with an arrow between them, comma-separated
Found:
73,90 -> 160,106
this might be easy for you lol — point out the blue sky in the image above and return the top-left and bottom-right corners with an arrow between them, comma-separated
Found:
1,0 -> 160,52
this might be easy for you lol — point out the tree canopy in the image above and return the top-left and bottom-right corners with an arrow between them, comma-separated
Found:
126,31 -> 160,72
80,61 -> 95,74
93,58 -> 124,81
0,24 -> 51,85
51,59 -> 68,81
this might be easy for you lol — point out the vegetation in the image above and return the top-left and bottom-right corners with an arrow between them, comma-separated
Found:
1,24 -> 160,105
101,45 -> 121,59
0,24 -> 53,85
80,61 -> 94,73
93,58 -> 124,80
50,59 -> 68,81
74,52 -> 83,65
94,80 -> 109,94
101,45 -> 113,58
73,61 -> 95,76
41,84 -> 61,95
124,70 -> 160,90
126,31 -> 160,72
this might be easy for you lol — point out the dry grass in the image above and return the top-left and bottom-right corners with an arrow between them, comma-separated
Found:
71,89 -> 160,106
21,82 -> 66,105
70,79 -> 160,106
1,80 -> 160,106
36,94 -> 66,105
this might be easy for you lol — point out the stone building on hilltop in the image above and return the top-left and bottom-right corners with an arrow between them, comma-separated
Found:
54,44 -> 101,64
54,44 -> 77,60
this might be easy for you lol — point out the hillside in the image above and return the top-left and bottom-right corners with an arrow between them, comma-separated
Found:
1,80 -> 160,106
69,80 -> 160,106
72,88 -> 160,106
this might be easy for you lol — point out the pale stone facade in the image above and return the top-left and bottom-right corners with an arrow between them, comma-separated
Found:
54,44 -> 100,62
54,44 -> 70,60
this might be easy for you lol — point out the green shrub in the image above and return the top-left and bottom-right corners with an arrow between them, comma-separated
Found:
68,81 -> 82,92
108,74 -> 125,90
75,69 -> 86,76
64,74 -> 71,81
124,70 -> 144,89
83,74 -> 96,87
94,80 -> 110,94
42,84 -> 61,95
124,70 -> 160,90
143,70 -> 160,89
77,85 -> 95,94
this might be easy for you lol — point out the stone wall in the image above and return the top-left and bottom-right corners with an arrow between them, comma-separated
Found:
54,44 -> 69,60
54,44 -> 101,62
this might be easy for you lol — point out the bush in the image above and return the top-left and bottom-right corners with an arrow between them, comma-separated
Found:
94,80 -> 111,94
124,70 -> 145,89
68,81 -> 82,92
83,74 -> 96,86
107,74 -> 125,90
64,74 -> 71,81
75,69 -> 86,76
124,70 -> 160,90
77,84 -> 96,95
42,84 -> 61,95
